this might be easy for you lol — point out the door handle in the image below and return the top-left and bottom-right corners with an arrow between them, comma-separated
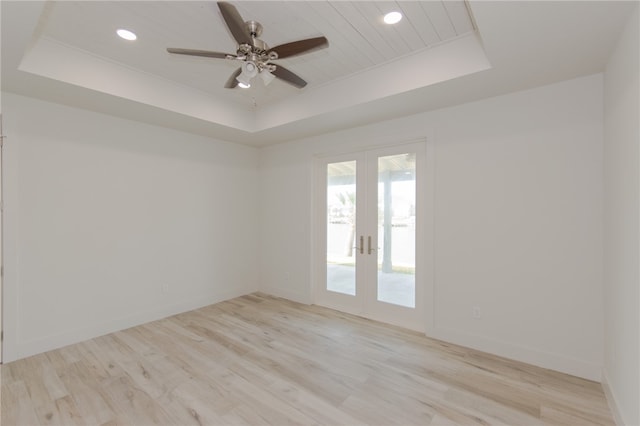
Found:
368,236 -> 375,255
359,235 -> 364,254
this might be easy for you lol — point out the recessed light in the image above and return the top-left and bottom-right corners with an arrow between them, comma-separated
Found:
384,11 -> 402,25
238,82 -> 251,89
116,29 -> 137,41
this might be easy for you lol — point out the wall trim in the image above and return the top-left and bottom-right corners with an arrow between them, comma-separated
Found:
602,372 -> 627,426
8,288 -> 249,363
428,326 -> 602,382
260,286 -> 311,305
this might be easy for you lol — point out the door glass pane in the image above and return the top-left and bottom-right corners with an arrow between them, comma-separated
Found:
326,161 -> 357,295
377,154 -> 416,308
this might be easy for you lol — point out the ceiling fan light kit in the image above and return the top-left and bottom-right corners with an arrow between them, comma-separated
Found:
236,61 -> 258,86
166,1 -> 329,90
259,69 -> 276,86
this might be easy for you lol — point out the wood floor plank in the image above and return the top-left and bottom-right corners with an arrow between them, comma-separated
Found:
40,361 -> 70,402
59,361 -> 115,425
2,381 -> 41,426
1,293 -> 615,425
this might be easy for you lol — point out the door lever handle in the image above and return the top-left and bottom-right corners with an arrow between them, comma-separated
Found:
368,236 -> 375,254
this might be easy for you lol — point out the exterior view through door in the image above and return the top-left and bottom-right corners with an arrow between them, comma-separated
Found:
315,142 -> 426,332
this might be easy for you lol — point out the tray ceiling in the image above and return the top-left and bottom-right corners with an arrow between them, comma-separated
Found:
40,1 -> 476,108
2,1 -> 636,146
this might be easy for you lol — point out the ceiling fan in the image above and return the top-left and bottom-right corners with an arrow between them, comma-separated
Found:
166,2 -> 329,89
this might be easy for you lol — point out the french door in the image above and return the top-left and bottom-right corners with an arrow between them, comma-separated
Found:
315,142 -> 426,332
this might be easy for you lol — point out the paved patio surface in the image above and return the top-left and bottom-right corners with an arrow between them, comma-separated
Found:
327,263 -> 415,307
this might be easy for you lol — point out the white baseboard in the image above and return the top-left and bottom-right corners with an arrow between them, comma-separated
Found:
9,288 -> 249,363
259,286 -> 311,305
602,373 -> 627,426
428,326 -> 602,381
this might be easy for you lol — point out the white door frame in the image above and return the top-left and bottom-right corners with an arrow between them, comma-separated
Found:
312,140 -> 435,333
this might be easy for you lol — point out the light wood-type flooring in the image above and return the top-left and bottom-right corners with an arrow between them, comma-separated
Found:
2,293 -> 614,425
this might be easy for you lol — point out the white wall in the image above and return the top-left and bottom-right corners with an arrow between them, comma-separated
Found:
603,5 -> 640,426
2,92 -> 259,362
259,74 -> 604,380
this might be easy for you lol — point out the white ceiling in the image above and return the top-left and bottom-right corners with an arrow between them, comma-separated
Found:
1,1 -> 636,147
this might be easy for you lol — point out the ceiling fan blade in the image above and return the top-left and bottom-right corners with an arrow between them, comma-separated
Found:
272,65 -> 307,88
224,68 -> 242,88
218,2 -> 251,45
167,48 -> 231,59
269,36 -> 328,59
